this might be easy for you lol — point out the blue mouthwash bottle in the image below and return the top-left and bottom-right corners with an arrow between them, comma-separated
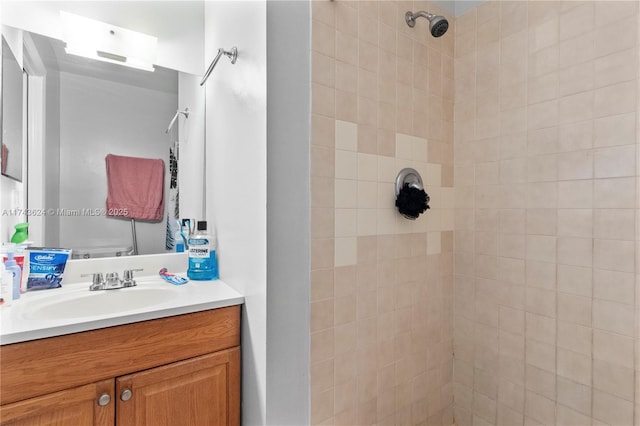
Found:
187,221 -> 218,280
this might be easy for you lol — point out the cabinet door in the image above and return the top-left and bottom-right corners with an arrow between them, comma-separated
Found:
116,347 -> 240,426
0,379 -> 114,426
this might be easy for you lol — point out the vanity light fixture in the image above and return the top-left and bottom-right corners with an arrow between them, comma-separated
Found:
60,11 -> 158,72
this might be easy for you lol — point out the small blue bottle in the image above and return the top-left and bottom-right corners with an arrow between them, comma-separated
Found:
174,221 -> 185,253
187,221 -> 218,281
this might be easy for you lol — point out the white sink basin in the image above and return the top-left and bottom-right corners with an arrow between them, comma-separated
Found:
23,285 -> 180,320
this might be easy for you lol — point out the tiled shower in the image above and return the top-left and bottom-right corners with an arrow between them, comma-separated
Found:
310,1 -> 639,425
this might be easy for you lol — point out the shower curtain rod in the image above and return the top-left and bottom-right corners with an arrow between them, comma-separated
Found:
200,47 -> 238,86
165,108 -> 190,134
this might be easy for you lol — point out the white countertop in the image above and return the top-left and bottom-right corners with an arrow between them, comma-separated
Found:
0,277 -> 244,345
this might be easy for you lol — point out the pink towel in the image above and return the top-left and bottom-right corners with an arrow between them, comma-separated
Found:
105,154 -> 165,221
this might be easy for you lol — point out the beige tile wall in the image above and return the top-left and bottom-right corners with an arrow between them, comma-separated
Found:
453,1 -> 639,425
637,6 -> 640,423
311,1 -> 455,424
311,1 -> 640,425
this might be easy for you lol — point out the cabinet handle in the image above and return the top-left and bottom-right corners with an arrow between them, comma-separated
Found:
120,388 -> 133,401
97,393 -> 111,406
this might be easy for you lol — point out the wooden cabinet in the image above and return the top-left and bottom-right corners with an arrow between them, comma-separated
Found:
0,306 -> 241,426
0,380 -> 114,426
117,349 -> 240,426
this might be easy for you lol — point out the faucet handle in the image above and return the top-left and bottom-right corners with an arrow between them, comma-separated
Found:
122,269 -> 143,287
122,268 -> 143,280
82,273 -> 105,291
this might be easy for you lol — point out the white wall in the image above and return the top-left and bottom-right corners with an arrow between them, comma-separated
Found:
1,1 -> 204,75
265,1 -> 311,424
204,1 -> 267,424
205,2 -> 314,424
43,69 -> 61,247
178,73 -> 205,222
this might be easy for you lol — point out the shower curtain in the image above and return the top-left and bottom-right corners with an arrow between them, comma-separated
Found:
165,139 -> 179,250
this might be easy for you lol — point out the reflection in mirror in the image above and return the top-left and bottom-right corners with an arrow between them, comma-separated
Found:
25,31 -> 203,256
1,36 -> 24,182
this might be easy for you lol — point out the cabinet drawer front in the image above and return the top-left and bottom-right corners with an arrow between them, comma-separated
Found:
0,379 -> 114,426
116,347 -> 240,426
1,306 -> 240,405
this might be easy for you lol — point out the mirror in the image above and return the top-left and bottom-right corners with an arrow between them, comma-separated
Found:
17,29 -> 204,257
1,35 -> 24,182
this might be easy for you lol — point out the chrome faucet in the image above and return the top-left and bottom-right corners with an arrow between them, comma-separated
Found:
105,272 -> 121,289
83,269 -> 143,291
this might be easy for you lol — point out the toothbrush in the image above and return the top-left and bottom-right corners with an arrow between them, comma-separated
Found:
159,268 -> 189,285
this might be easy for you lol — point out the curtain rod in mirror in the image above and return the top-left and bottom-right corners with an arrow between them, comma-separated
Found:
166,108 -> 190,134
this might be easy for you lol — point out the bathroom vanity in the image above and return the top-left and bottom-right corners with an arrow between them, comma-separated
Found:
0,307 -> 240,425
0,257 -> 243,426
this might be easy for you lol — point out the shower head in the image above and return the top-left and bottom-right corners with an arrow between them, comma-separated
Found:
405,11 -> 449,37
